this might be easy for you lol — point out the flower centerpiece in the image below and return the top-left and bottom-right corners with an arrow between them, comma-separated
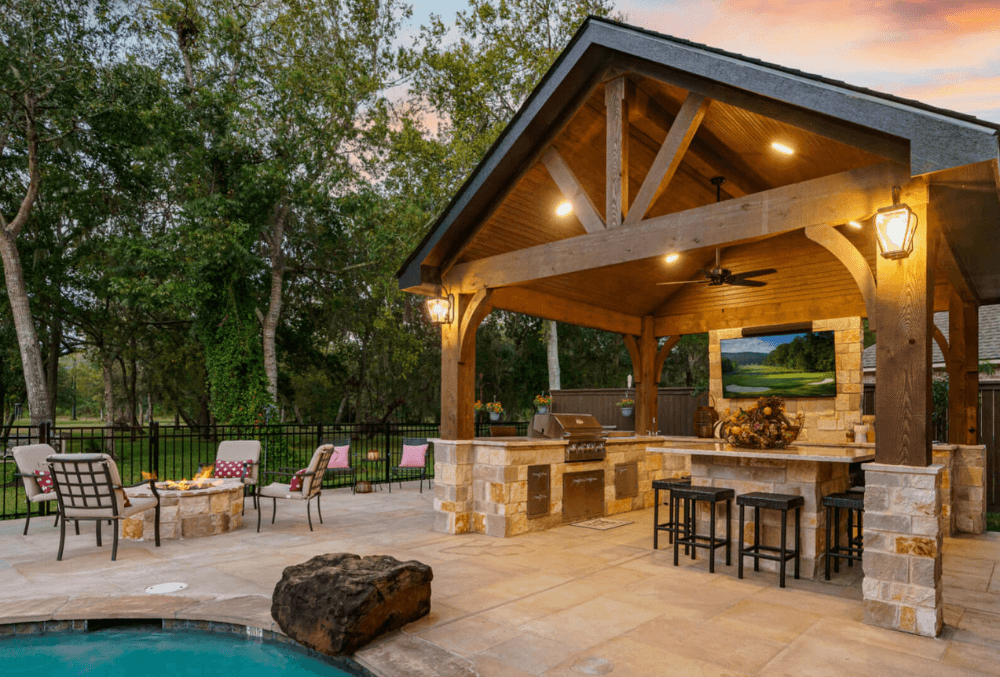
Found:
617,398 -> 635,417
718,396 -> 803,449
533,394 -> 552,414
485,400 -> 504,421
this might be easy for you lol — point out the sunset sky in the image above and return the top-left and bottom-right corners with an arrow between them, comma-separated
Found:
405,0 -> 1000,124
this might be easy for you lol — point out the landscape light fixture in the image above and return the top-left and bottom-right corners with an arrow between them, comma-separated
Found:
664,253 -> 680,264
556,201 -> 573,217
874,187 -> 917,260
771,141 -> 794,155
425,288 -> 454,326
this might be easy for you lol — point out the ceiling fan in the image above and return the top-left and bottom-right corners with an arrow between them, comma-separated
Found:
657,176 -> 777,288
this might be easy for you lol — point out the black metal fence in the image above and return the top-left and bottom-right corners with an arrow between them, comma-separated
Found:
0,420 -> 530,522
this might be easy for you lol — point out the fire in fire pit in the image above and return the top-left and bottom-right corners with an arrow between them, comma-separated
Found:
144,466 -> 224,491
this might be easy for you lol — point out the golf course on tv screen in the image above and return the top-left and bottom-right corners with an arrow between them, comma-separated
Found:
720,331 -> 837,398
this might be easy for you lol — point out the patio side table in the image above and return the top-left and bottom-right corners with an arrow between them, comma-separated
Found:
356,457 -> 385,494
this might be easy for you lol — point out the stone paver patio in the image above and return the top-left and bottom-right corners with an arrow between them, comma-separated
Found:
1,485 -> 998,676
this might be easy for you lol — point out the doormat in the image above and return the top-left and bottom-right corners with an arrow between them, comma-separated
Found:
571,518 -> 633,531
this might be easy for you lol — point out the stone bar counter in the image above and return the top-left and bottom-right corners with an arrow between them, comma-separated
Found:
649,436 -> 875,579
430,435 -> 688,537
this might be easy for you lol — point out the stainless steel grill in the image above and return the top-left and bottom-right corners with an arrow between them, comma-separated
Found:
528,413 -> 606,463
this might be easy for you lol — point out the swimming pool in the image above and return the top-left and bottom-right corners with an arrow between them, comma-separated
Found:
0,627 -> 365,676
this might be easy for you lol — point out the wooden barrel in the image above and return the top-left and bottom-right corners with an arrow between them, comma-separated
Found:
693,394 -> 718,438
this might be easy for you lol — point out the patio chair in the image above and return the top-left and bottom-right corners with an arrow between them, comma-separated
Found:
321,437 -> 357,493
199,440 -> 261,510
257,444 -> 335,532
46,453 -> 161,561
12,444 -> 62,535
388,438 -> 431,494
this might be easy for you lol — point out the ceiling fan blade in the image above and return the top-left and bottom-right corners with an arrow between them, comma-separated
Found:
656,279 -> 710,286
725,278 -> 768,287
729,268 -> 777,280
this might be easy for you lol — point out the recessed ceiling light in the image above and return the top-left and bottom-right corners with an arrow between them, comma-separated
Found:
556,201 -> 573,216
848,221 -> 863,229
771,142 -> 794,155
665,253 -> 680,264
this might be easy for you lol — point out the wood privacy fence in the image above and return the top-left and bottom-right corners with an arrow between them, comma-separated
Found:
551,388 -> 698,436
862,384 -> 999,512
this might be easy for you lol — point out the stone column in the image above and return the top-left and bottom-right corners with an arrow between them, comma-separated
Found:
953,444 -> 987,534
862,463 -> 943,637
433,440 -> 473,534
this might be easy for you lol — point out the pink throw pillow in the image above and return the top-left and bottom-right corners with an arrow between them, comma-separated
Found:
34,470 -> 54,493
215,459 -> 253,478
399,444 -> 428,468
289,469 -> 307,492
327,445 -> 350,469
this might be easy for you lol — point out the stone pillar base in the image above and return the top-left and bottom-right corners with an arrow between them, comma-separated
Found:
862,463 -> 943,637
432,441 -> 473,534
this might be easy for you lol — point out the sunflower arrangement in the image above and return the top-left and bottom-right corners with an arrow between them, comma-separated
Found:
719,396 -> 803,449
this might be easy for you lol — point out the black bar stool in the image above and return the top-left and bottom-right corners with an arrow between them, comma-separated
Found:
737,492 -> 804,588
823,492 -> 865,580
670,485 -> 734,573
652,477 -> 691,551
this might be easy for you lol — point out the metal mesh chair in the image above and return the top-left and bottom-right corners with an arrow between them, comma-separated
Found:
389,437 -> 431,493
320,437 -> 357,492
257,445 -> 335,532
46,453 -> 160,561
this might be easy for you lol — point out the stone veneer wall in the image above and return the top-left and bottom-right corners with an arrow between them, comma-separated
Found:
122,483 -> 244,540
690,456 -> 851,578
709,317 -> 865,444
932,446 -> 955,536
952,444 -> 987,534
432,438 -> 686,537
862,463 -> 943,637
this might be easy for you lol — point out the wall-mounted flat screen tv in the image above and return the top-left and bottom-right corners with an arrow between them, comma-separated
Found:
720,331 -> 837,398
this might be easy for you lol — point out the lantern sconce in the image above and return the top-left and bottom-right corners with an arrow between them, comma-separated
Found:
874,186 -> 917,260
425,288 -> 454,326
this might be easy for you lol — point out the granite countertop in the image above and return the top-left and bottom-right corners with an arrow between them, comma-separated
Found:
647,437 -> 875,463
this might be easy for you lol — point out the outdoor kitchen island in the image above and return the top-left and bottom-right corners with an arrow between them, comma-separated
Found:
649,436 -> 875,579
430,433 -> 688,537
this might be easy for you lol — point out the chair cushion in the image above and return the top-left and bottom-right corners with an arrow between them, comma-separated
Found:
34,470 -> 54,493
289,469 -> 307,492
13,444 -> 58,499
215,459 -> 252,479
328,445 -> 350,469
259,482 -> 307,500
399,444 -> 428,468
216,441 -> 261,483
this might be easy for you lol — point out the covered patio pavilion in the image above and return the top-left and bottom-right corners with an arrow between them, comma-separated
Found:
398,17 -> 1000,638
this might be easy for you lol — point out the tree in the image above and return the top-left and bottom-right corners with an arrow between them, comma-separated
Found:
0,0 -> 128,423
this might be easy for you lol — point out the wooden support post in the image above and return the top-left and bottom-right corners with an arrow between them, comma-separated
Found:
875,204 -> 935,466
636,316 -> 658,435
947,293 -> 980,444
440,292 -> 493,440
606,76 -> 628,228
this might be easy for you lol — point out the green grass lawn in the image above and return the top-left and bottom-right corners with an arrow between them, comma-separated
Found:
988,513 -> 1000,532
723,364 -> 837,398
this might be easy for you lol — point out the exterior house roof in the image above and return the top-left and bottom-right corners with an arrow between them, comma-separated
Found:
863,305 -> 1000,371
397,16 -> 1000,296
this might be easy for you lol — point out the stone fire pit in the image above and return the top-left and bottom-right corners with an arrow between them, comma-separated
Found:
122,478 -> 244,541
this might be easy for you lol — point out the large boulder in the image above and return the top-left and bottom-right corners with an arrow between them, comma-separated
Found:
271,553 -> 433,656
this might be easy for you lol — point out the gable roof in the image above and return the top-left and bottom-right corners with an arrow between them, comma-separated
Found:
398,16 -> 1000,292
863,305 -> 1000,371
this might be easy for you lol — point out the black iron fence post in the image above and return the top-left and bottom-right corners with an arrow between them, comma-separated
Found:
383,421 -> 391,484
39,421 -> 50,446
149,421 -> 160,479
316,422 -> 324,448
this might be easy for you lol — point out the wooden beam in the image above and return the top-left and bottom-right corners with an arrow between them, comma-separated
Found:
654,335 -> 682,383
490,287 -> 642,336
623,334 -> 640,375
654,294 -> 868,336
447,162 -> 920,292
948,292 -> 980,444
626,58 -> 912,168
541,148 -> 605,234
933,325 -> 948,364
875,203 -> 935,466
936,229 -> 979,304
606,76 -> 629,227
636,316 -> 658,434
804,225 -> 878,330
624,92 -> 711,227
629,81 -> 767,197
459,289 -> 493,364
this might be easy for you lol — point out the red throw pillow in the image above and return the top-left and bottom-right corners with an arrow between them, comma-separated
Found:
289,468 -> 307,492
34,470 -> 54,493
215,459 -> 253,479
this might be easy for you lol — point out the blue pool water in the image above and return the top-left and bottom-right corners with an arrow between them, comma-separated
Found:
0,629 -> 358,676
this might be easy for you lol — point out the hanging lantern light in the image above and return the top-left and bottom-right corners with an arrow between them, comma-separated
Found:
425,289 -> 454,326
874,187 -> 917,260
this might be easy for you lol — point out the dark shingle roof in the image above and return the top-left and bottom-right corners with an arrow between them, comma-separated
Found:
863,305 -> 1000,370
